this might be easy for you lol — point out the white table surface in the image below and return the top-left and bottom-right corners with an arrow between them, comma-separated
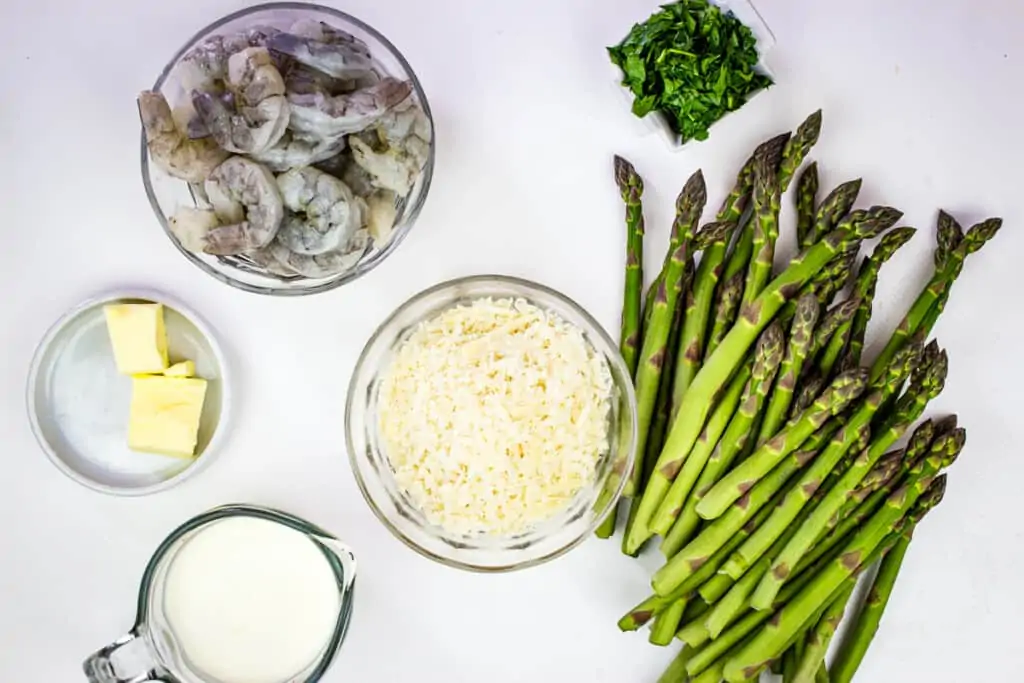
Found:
1,0 -> 1021,680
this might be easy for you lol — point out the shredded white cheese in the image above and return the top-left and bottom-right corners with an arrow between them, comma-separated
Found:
377,297 -> 613,536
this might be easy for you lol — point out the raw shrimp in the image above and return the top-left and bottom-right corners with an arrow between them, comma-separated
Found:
286,77 -> 411,139
250,130 -> 345,172
243,245 -> 299,278
267,20 -> 372,80
179,26 -> 283,87
267,227 -> 371,278
199,156 -> 284,254
192,47 -> 289,154
275,167 -> 366,255
283,62 -> 353,97
139,90 -> 229,182
349,96 -> 431,195
364,189 -> 399,242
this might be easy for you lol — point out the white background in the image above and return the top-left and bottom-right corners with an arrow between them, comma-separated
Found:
1,0 -> 1021,680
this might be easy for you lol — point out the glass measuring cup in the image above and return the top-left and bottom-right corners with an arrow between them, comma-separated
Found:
83,504 -> 356,683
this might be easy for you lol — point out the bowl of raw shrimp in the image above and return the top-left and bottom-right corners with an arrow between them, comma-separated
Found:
140,2 -> 435,296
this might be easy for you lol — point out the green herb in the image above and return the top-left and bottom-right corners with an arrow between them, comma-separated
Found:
609,0 -> 773,144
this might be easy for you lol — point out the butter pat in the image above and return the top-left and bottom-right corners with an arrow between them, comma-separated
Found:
104,303 -> 169,375
163,360 -> 195,377
128,375 -> 208,458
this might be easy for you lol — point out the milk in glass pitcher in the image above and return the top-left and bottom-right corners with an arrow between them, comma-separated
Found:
83,504 -> 357,683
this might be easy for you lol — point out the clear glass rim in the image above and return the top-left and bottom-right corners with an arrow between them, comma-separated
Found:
140,1 -> 436,297
344,274 -> 638,572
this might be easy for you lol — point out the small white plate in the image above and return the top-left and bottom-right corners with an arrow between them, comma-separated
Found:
26,289 -> 231,495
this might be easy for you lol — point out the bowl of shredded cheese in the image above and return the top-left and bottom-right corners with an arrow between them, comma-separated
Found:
345,275 -> 637,571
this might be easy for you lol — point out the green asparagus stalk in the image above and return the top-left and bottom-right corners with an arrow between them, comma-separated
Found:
807,179 -> 862,245
670,137 -> 770,410
611,259 -> 695,544
796,419 -> 959,593
782,645 -> 799,682
622,170 -> 707,499
723,474 -> 949,682
757,293 -> 821,445
716,343 -> 920,583
683,525 -> 900,680
625,206 -> 902,554
660,362 -> 753,556
652,323 -> 784,536
618,494 -> 780,632
741,147 -> 783,306
697,367 -> 869,519
753,346 -> 948,609
777,110 -> 823,191
790,370 -> 825,418
662,322 -> 789,555
828,433 -> 959,683
706,269 -> 744,358
805,297 -> 861,364
934,209 -> 965,270
651,420 -> 844,596
869,215 -> 1001,382
613,155 -> 645,376
795,162 -> 819,249
650,595 -> 688,646
709,133 -> 791,344
792,583 -> 855,683
840,227 -> 918,367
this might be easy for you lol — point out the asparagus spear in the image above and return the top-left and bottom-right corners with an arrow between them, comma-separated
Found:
723,474 -> 949,682
625,206 -> 902,554
757,293 -> 821,445
670,138 -> 769,410
828,435 -> 958,683
662,323 -> 790,555
613,155 -> 645,376
807,179 -> 862,245
656,645 -> 693,683
717,343 -> 920,582
795,419 -> 957,592
795,162 -> 819,249
934,208 -> 965,270
792,582 -> 855,683
652,323 -> 784,536
651,420 -> 843,595
791,370 -> 826,417
649,595 -> 688,646
753,345 -> 948,609
697,367 -> 869,519
660,363 -> 752,556
706,269 -> 744,358
742,110 -> 821,308
840,227 -> 918,367
741,147 -> 783,306
622,170 -> 707,499
618,495 -> 779,631
777,110 -> 823,191
709,133 -> 792,342
869,214 -> 1001,382
602,260 -> 695,542
806,297 -> 861,363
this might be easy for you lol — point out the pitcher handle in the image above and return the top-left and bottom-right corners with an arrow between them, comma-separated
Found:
83,631 -> 168,683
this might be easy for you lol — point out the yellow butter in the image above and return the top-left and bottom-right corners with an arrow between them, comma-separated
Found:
127,375 -> 208,458
103,303 -> 169,375
163,360 -> 196,377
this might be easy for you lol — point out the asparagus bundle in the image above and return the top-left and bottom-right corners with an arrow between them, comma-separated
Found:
601,110 -> 1000,683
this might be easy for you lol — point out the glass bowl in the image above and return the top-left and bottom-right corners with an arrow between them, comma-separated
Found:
141,2 -> 435,296
345,275 -> 638,572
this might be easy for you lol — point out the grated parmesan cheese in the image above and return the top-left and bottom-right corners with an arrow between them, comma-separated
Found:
377,297 -> 613,536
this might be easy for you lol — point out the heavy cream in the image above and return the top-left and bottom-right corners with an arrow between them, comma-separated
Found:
162,516 -> 341,683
